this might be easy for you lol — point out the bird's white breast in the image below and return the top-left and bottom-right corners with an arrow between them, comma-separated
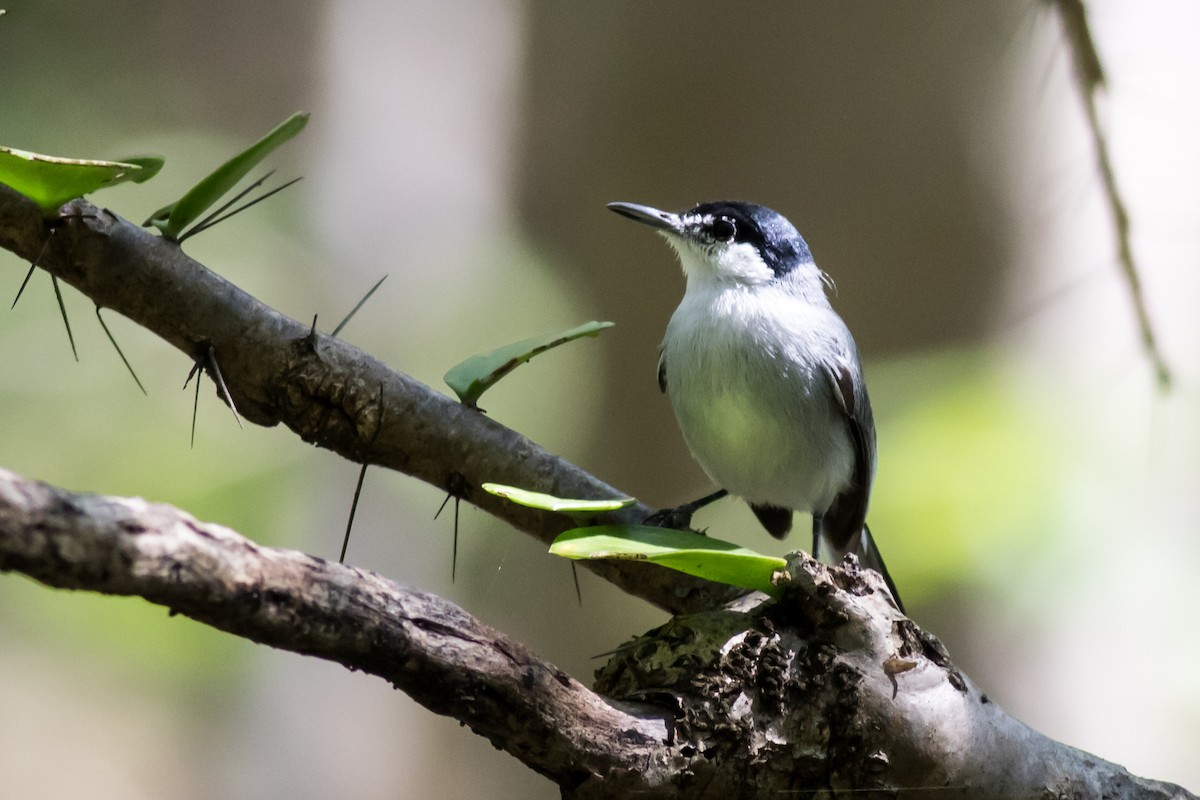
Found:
662,281 -> 855,515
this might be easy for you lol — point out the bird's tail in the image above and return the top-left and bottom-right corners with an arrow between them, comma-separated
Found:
816,523 -> 904,614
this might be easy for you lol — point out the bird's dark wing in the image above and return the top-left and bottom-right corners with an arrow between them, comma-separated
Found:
657,354 -> 668,394
817,359 -> 875,559
817,359 -> 903,611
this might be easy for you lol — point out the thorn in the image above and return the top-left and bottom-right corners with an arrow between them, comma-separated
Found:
182,359 -> 202,389
178,174 -> 303,243
331,274 -> 388,338
206,345 -> 243,430
571,563 -> 582,607
178,170 -> 274,242
452,494 -> 460,583
340,463 -> 369,564
95,307 -> 147,395
50,275 -> 78,361
434,493 -> 452,520
11,229 -> 55,309
187,357 -> 203,448
297,315 -> 319,356
435,474 -> 468,583
11,265 -> 36,309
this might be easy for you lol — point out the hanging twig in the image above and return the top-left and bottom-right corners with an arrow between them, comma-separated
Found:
1052,0 -> 1172,388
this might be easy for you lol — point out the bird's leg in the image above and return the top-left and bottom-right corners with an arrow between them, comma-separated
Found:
644,489 -> 728,532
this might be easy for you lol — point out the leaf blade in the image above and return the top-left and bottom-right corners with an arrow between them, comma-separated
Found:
151,111 -> 309,239
482,483 -> 635,518
550,525 -> 786,596
0,147 -> 151,215
444,320 -> 614,407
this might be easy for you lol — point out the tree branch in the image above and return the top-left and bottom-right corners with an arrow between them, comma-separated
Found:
0,184 -> 738,616
1,467 -> 1191,799
0,467 -> 669,792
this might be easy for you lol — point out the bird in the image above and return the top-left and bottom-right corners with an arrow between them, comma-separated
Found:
607,199 -> 903,612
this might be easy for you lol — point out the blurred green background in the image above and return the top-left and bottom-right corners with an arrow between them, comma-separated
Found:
1,1 -> 1197,797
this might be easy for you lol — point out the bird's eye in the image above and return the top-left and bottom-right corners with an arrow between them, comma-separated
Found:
710,216 -> 736,242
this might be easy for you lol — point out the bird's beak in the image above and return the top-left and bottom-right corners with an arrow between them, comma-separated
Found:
607,202 -> 683,234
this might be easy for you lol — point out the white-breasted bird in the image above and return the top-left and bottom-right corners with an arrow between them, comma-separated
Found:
608,200 -> 902,611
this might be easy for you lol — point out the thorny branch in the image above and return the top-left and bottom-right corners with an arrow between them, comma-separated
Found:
0,183 -> 739,616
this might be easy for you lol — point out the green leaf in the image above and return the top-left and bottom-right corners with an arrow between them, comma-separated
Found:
550,525 -> 787,596
444,320 -> 614,407
145,111 -> 309,240
116,156 -> 165,184
0,147 -> 155,215
482,483 -> 634,524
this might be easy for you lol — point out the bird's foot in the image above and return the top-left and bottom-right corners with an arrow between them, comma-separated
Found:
643,505 -> 702,532
643,489 -> 728,533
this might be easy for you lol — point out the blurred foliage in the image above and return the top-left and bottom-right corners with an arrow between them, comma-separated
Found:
869,348 -> 1060,598
1,579 -> 245,695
